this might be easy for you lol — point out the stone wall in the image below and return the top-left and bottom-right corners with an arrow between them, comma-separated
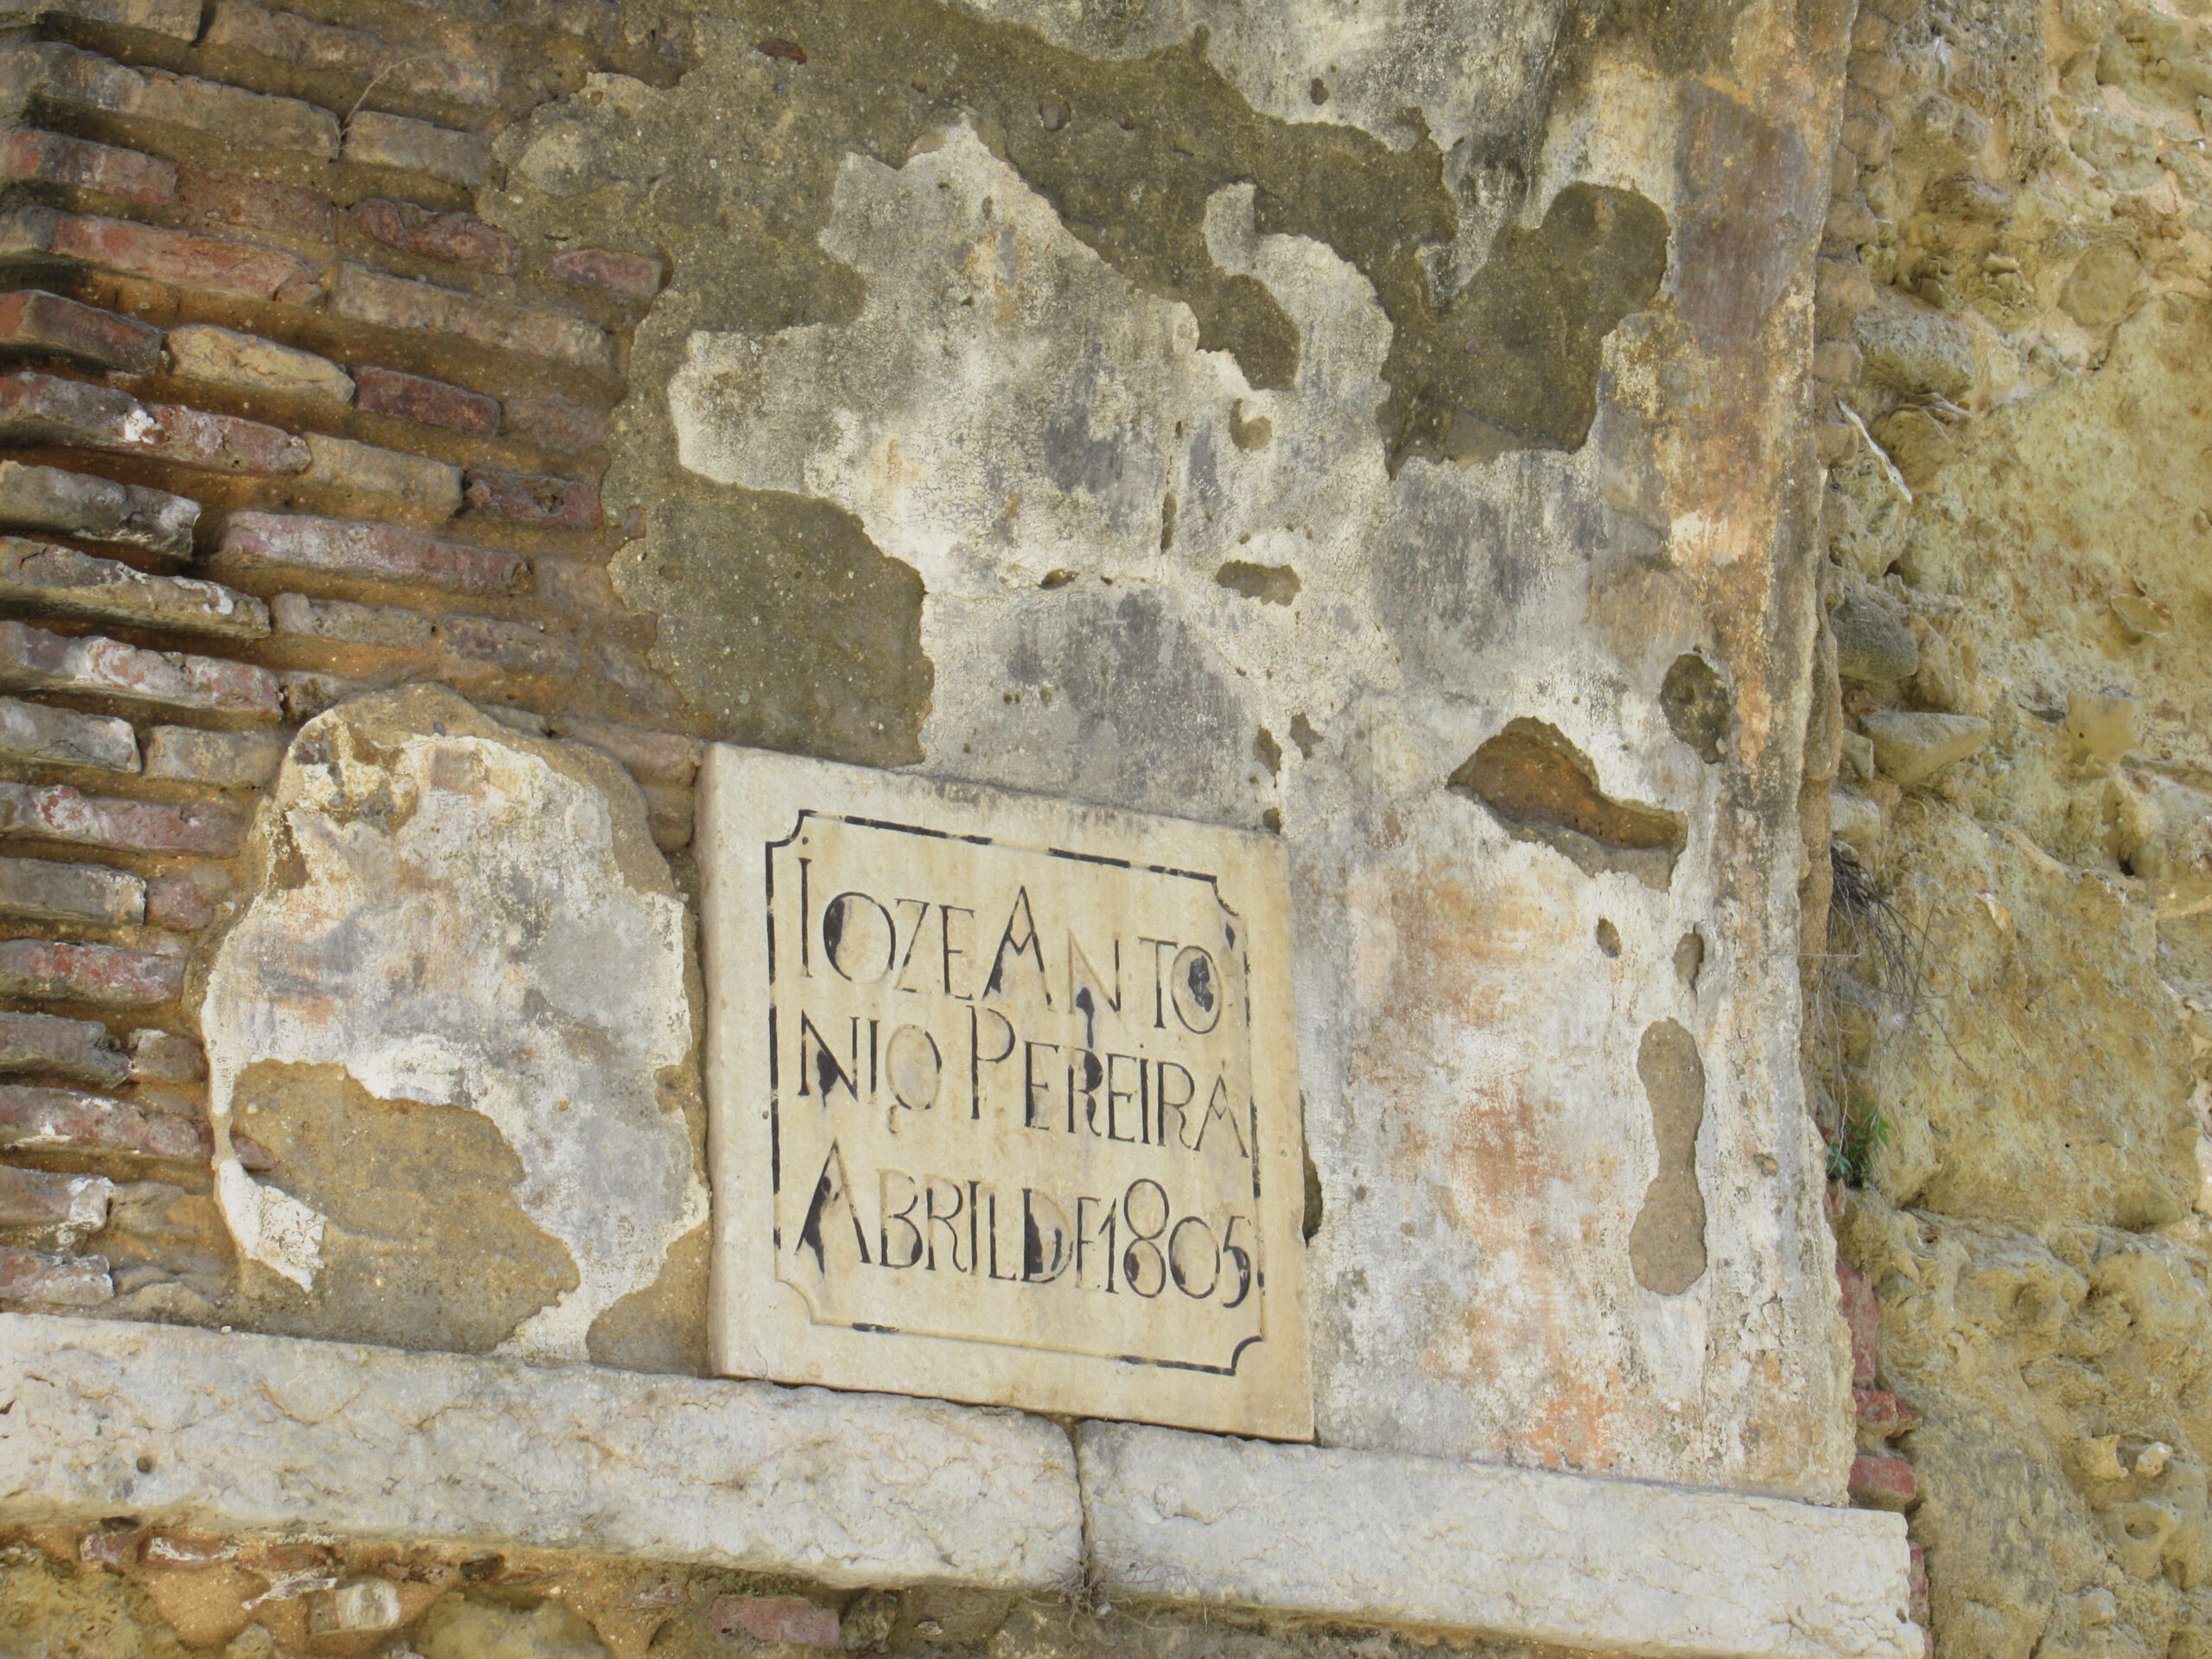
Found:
1801,0 -> 2212,1645
0,0 -> 1978,1651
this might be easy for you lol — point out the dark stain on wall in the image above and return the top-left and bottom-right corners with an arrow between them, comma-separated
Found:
1661,651 -> 1734,762
1448,717 -> 1687,889
1629,1017 -> 1708,1294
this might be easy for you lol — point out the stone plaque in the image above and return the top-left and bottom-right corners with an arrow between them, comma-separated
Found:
699,747 -> 1312,1439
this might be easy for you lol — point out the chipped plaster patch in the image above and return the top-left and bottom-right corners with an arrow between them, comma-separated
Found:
202,691 -> 701,1363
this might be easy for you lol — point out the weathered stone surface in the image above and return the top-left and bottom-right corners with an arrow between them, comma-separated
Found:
0,461 -> 200,559
0,1313 -> 1085,1589
0,695 -> 137,772
1831,588 -> 1921,685
0,289 -> 161,373
0,537 -> 270,638
0,1007 -> 130,1085
709,1595 -> 840,1647
0,621 -> 281,720
203,1 -> 498,108
1078,1421 -> 1918,1657
0,372 -> 310,474
1861,710 -> 1990,787
537,0 -> 1854,1498
175,160 -> 334,241
219,512 -> 526,594
0,852 -> 145,925
203,686 -> 704,1363
417,1599 -> 613,1657
1853,302 -> 1976,399
700,746 -> 1311,1438
127,1027 -> 203,1083
141,725 -> 287,790
164,325 -> 353,404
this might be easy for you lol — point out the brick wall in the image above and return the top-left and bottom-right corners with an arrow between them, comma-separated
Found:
0,0 -> 701,1325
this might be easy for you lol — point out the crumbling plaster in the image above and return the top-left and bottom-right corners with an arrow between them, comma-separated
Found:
480,0 -> 1860,1496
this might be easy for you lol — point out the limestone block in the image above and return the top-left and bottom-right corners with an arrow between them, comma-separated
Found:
1862,710 -> 1990,787
1077,1421 -> 1921,1659
0,1313 -> 1084,1591
200,685 -> 705,1364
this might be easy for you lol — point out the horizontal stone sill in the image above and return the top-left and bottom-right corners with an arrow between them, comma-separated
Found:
0,1316 -> 1916,1659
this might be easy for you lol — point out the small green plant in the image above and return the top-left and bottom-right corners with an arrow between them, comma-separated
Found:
1826,1098 -> 1891,1187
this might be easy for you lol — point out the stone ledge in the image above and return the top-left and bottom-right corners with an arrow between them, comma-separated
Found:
0,1314 -> 1084,1591
0,1315 -> 1919,1659
1077,1421 -> 1922,1659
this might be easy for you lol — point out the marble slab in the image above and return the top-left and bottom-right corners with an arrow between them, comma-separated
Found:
698,748 -> 1312,1438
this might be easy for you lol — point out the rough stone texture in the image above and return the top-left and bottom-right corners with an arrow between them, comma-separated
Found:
200,686 -> 705,1364
0,1313 -> 1086,1591
140,726 -> 286,790
1077,1421 -> 1918,1658
0,288 -> 161,373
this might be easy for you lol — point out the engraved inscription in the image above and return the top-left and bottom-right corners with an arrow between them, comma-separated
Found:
701,744 -> 1311,1438
766,813 -> 1264,1372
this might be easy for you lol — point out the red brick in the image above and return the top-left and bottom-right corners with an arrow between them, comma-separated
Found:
503,394 -> 607,454
1848,1451 -> 1917,1511
354,198 -> 517,275
50,0 -> 202,41
355,365 -> 499,435
551,716 -> 700,786
0,289 -> 161,374
547,246 -> 661,300
0,372 -> 312,475
302,433 -> 461,513
0,460 -> 199,560
0,781 -> 245,855
436,613 -> 579,677
175,162 -> 336,244
0,537 -> 272,639
0,1160 -> 113,1227
0,939 -> 185,1008
2,1245 -> 112,1306
1854,1386 -> 1922,1440
334,264 -> 612,372
77,1527 -> 144,1567
146,865 -> 227,930
142,727 -> 287,789
0,618 -> 284,721
0,694 -> 137,773
0,853 -> 145,925
129,1027 -> 206,1083
0,129 -> 175,205
0,1081 -> 265,1163
463,467 -> 599,531
271,591 -> 434,651
709,1598 -> 839,1649
344,111 -> 491,188
0,1007 -> 131,1086
204,1 -> 499,107
143,1535 -> 238,1569
35,208 -> 321,303
1838,1260 -> 1878,1387
17,43 -> 340,159
221,512 -> 526,594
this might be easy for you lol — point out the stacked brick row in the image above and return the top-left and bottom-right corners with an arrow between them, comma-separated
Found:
1810,0 -> 1929,1634
0,0 -> 700,1322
